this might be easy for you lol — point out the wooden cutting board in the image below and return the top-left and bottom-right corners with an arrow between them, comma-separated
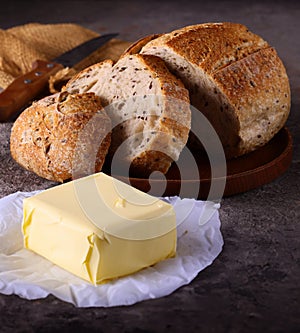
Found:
108,127 -> 293,199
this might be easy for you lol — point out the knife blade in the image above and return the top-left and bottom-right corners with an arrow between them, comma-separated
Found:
0,33 -> 118,122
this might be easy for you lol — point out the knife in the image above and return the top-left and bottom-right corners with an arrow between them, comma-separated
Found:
0,33 -> 118,122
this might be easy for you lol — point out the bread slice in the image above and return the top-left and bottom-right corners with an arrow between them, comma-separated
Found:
10,91 -> 111,182
64,53 -> 191,176
139,22 -> 291,158
63,59 -> 114,95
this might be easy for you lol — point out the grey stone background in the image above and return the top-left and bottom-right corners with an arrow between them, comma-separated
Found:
0,1 -> 299,332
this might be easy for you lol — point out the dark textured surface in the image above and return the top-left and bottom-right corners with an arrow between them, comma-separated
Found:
0,1 -> 300,332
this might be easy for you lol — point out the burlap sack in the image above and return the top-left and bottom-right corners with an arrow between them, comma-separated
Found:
0,23 -> 131,93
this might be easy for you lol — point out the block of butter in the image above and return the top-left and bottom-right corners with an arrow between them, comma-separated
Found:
22,172 -> 176,284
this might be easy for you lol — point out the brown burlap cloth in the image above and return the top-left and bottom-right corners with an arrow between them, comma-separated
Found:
0,22 -> 131,93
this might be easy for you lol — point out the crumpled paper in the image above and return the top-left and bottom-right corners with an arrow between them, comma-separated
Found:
0,191 -> 223,308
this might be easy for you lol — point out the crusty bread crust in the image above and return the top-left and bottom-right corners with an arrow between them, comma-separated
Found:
10,92 -> 111,182
123,34 -> 162,55
140,22 -> 290,158
212,47 -> 290,155
143,22 -> 269,74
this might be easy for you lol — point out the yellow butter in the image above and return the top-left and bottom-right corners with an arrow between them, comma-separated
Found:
22,172 -> 176,284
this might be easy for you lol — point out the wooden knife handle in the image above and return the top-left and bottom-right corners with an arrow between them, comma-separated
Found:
0,60 -> 63,122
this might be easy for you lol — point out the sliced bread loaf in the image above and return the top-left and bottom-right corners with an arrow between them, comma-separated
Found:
139,22 -> 291,158
10,91 -> 111,182
64,53 -> 191,176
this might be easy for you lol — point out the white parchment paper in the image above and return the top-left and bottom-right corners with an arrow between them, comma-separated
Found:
0,191 -> 223,307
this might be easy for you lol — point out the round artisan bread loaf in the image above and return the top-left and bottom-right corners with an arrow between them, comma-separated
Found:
10,91 -> 111,182
64,53 -> 191,176
139,22 -> 291,158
